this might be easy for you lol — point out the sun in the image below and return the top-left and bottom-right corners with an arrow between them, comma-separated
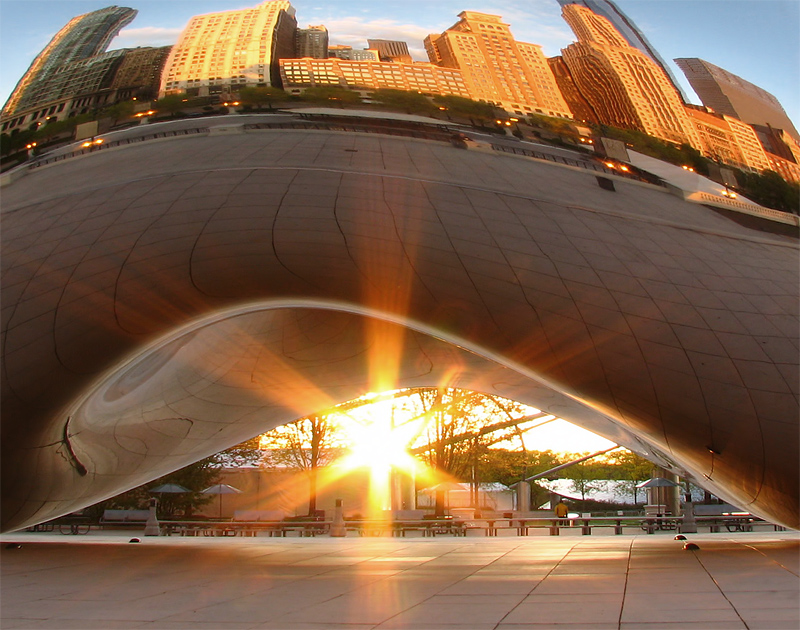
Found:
334,400 -> 427,514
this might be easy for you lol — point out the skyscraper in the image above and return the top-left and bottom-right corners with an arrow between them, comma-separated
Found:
160,1 -> 297,96
675,58 -> 799,141
2,6 -> 137,117
280,58 -> 470,99
560,4 -> 700,147
296,25 -> 328,59
367,40 -> 413,64
327,46 -> 379,62
425,12 -> 571,118
556,0 -> 687,101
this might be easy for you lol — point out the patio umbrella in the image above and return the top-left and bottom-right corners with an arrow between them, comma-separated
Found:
636,478 -> 680,488
201,484 -> 243,518
149,483 -> 191,494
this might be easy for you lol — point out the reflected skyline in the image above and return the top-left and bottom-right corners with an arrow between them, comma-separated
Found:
1,0 -> 798,126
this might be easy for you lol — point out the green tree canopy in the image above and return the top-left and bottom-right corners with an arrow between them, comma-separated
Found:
297,86 -> 362,107
370,89 -> 436,115
735,169 -> 800,214
237,86 -> 288,110
432,94 -> 497,123
95,456 -> 222,520
154,93 -> 191,117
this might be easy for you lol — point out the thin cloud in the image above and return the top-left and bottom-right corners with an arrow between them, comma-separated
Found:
319,16 -> 435,60
110,26 -> 184,49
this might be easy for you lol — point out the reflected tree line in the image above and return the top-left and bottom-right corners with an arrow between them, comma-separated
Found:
88,388 -> 659,520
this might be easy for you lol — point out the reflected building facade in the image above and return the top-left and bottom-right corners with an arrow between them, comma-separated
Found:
560,4 -> 700,147
675,57 -> 799,142
425,12 -> 572,118
2,5 -> 136,118
160,0 -> 297,96
279,58 -> 470,97
557,0 -> 687,102
296,25 -> 329,59
367,39 -> 413,64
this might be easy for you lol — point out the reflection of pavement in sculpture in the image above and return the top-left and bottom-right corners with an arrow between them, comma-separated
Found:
1,129 -> 797,531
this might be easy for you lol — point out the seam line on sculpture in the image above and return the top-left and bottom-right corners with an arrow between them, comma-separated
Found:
4,164 -> 795,249
420,181 -> 505,332
62,416 -> 88,476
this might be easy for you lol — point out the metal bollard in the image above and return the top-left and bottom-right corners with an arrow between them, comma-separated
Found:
329,499 -> 346,537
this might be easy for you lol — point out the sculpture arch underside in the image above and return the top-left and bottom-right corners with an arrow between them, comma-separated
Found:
1,129 -> 797,532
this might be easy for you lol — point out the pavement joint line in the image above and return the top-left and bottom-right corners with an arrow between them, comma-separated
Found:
491,538 -> 577,629
616,536 -> 635,629
688,540 -> 751,629
739,540 -> 800,577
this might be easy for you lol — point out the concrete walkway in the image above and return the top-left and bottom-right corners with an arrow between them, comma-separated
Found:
1,530 -> 797,629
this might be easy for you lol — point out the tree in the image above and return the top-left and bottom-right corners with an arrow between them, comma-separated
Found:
154,93 -> 191,118
561,457 -> 604,505
478,449 -> 563,487
405,388 -> 535,514
297,86 -> 362,107
238,86 -> 287,111
90,456 -> 222,520
101,100 -> 136,126
0,129 -> 35,157
260,414 -> 347,516
432,94 -> 497,125
605,450 -> 652,504
370,89 -> 435,115
735,169 -> 800,214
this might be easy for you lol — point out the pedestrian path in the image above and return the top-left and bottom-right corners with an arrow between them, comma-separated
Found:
1,531 -> 797,629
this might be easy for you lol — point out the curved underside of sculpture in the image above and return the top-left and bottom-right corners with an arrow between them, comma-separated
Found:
2,128 -> 798,532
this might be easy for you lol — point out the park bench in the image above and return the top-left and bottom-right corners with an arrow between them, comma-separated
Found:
694,504 -> 754,532
232,510 -> 286,536
100,509 -> 150,529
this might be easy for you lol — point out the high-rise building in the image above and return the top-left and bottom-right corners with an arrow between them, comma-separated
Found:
683,105 -> 770,173
424,12 -> 571,118
556,0 -> 687,101
750,124 -> 800,183
296,25 -> 328,59
327,46 -> 379,62
160,1 -> 297,96
367,39 -> 413,64
2,6 -> 136,118
280,58 -> 470,99
560,4 -> 700,147
546,56 -> 598,124
110,46 -> 172,99
675,58 -> 799,141
1,45 -> 173,135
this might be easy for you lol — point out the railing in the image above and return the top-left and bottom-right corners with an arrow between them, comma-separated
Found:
27,127 -> 209,169
244,121 -> 460,144
23,513 -> 780,538
490,143 -> 667,187
152,514 -> 774,538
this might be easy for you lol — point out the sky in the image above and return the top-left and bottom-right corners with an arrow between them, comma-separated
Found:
1,0 -> 798,125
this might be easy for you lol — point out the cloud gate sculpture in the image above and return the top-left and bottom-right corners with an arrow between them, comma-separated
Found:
1,126 -> 798,532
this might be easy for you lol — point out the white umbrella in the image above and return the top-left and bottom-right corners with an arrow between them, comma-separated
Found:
149,483 -> 191,494
201,484 -> 243,518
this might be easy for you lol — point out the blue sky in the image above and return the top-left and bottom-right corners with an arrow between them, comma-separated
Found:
1,0 -> 798,126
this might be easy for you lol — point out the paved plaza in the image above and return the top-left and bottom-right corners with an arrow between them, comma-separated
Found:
1,530 -> 797,629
